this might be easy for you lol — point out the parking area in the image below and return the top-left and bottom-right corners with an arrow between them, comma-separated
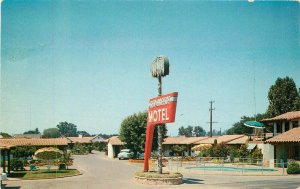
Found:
3,152 -> 300,189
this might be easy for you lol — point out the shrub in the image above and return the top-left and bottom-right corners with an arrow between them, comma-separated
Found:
287,161 -> 300,174
11,158 -> 25,171
250,148 -> 263,159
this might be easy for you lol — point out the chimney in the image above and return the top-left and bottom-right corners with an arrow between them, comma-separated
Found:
79,134 -> 83,138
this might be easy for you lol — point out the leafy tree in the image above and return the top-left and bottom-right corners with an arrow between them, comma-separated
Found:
0,132 -> 12,138
77,130 -> 90,137
238,144 -> 249,158
226,113 -> 267,135
43,128 -> 61,138
193,126 -> 206,136
178,126 -> 205,137
251,148 -> 263,159
119,111 -> 167,156
207,143 -> 230,157
57,122 -> 77,137
178,126 -> 186,136
23,128 -> 40,134
266,77 -> 300,117
11,146 -> 37,158
170,145 -> 186,156
294,89 -> 300,110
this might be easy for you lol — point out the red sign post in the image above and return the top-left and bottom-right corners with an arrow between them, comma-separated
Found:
144,92 -> 178,171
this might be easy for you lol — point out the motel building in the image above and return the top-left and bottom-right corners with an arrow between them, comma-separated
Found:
263,111 -> 300,166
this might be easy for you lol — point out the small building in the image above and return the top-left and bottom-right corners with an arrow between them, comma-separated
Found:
263,111 -> 300,165
106,136 -> 124,158
0,138 -> 68,175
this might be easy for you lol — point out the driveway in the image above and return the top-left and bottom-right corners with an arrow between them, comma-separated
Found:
3,152 -> 300,189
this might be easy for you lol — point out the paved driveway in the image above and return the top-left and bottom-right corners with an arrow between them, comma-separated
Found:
3,152 -> 300,189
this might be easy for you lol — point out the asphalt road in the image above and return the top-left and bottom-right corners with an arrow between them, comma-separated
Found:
3,152 -> 300,189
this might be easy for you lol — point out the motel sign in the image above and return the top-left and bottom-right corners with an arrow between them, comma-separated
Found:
144,92 -> 178,171
148,92 -> 178,124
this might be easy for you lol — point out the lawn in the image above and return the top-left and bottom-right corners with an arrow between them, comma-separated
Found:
9,169 -> 80,180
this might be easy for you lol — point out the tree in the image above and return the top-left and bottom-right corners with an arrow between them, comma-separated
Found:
56,122 -> 77,137
178,126 -> 185,136
119,111 -> 167,156
178,126 -> 201,137
170,145 -> 186,157
266,77 -> 300,117
23,128 -> 40,134
0,132 -> 12,138
193,126 -> 206,136
43,128 -> 61,138
226,113 -> 267,135
294,89 -> 300,110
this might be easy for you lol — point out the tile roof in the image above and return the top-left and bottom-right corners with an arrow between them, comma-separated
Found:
0,138 -> 68,147
194,135 -> 246,145
163,136 -> 208,145
67,137 -> 94,143
263,111 -> 300,122
226,135 -> 249,144
266,127 -> 300,143
0,143 -> 15,150
107,136 -> 124,145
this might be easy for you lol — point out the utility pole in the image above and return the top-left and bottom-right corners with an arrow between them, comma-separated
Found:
208,101 -> 217,137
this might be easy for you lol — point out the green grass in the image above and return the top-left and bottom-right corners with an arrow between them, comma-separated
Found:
135,171 -> 182,179
9,169 -> 80,180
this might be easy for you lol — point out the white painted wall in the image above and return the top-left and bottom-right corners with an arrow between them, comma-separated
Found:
107,143 -> 114,159
262,143 -> 274,168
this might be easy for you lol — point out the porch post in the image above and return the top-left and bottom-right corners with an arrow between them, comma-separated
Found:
7,149 -> 11,175
3,150 -> 6,173
282,122 -> 285,133
289,122 -> 293,130
274,122 -> 277,135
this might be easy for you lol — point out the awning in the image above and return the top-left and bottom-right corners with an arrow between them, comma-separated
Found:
244,121 -> 265,128
247,144 -> 257,151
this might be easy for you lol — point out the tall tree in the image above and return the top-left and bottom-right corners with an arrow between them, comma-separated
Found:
266,77 -> 299,117
119,111 -> 167,156
294,88 -> 300,110
43,128 -> 61,138
193,126 -> 206,136
57,122 -> 77,137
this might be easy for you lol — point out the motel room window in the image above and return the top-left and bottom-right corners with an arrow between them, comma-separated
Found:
276,123 -> 282,133
285,121 -> 290,132
293,121 -> 298,129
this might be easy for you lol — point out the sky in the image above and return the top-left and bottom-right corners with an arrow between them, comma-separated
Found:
1,0 -> 300,136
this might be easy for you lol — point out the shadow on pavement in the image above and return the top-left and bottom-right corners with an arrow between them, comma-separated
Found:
183,178 -> 204,184
3,184 -> 21,189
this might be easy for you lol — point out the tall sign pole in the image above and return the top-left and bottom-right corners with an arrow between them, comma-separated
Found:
157,76 -> 163,174
151,56 -> 169,174
143,56 -> 178,173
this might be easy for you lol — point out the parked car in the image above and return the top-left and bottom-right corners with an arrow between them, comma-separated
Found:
137,152 -> 144,160
117,149 -> 134,160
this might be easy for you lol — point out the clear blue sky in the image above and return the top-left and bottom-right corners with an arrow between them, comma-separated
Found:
1,1 -> 300,136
